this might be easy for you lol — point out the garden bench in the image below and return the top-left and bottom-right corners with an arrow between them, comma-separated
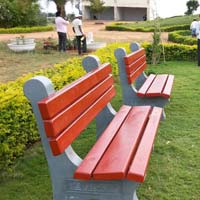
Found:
114,42 -> 174,119
23,59 -> 163,200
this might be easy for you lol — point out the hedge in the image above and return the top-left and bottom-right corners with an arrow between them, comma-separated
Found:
168,30 -> 197,45
0,26 -> 54,34
0,42 -> 197,172
105,23 -> 190,32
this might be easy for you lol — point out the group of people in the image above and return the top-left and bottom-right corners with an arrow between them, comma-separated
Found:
190,18 -> 200,66
55,11 -> 87,55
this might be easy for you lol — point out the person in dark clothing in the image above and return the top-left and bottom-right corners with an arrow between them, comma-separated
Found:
72,14 -> 87,55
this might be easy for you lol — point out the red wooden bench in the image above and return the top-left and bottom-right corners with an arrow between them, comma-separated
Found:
125,48 -> 174,98
115,42 -> 174,119
24,62 -> 163,200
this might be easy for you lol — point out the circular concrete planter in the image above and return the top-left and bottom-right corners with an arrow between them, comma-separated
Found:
7,43 -> 36,52
7,38 -> 36,52
10,38 -> 35,45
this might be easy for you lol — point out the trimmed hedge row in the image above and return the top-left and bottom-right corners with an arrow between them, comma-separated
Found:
168,30 -> 197,45
142,42 -> 197,62
0,42 -> 197,172
106,23 -> 190,32
0,26 -> 54,34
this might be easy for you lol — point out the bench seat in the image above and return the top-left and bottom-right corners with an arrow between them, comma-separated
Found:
75,105 -> 162,182
137,74 -> 174,98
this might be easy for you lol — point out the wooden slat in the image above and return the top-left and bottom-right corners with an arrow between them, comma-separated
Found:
126,55 -> 146,75
38,63 -> 112,119
137,74 -> 156,97
124,48 -> 145,65
92,106 -> 152,180
127,107 -> 162,182
127,62 -> 147,84
162,75 -> 174,98
74,105 -> 132,180
49,86 -> 116,155
44,76 -> 114,137
145,74 -> 168,97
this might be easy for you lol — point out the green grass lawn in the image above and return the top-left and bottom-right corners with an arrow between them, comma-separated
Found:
111,14 -> 197,31
0,61 -> 200,199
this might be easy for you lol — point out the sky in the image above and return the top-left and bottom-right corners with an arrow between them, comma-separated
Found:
154,0 -> 200,18
39,0 -> 200,19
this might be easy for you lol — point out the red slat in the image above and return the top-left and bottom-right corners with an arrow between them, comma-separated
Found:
49,86 -> 116,155
137,74 -> 156,97
162,75 -> 174,98
74,105 -> 132,180
124,48 -> 145,65
127,62 -> 147,84
126,55 -> 146,75
38,63 -> 112,119
127,107 -> 162,182
44,76 -> 114,137
145,74 -> 168,97
92,106 -> 152,180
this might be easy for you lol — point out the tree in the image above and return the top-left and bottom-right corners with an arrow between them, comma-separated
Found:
0,0 -> 46,28
185,0 -> 199,15
88,0 -> 105,19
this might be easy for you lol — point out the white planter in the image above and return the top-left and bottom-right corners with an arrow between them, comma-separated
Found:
7,43 -> 36,52
10,38 -> 35,45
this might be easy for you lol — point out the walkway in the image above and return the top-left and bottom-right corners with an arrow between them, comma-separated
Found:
0,21 -> 168,43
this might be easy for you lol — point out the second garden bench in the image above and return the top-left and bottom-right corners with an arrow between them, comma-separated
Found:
114,42 -> 174,119
23,60 -> 162,200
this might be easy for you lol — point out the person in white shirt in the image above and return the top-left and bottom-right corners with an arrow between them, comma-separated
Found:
72,14 -> 87,55
190,18 -> 198,37
55,11 -> 69,52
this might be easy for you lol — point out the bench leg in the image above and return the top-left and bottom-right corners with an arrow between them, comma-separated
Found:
53,179 -> 139,200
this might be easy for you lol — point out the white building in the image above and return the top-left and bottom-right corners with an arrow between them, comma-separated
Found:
82,0 -> 150,21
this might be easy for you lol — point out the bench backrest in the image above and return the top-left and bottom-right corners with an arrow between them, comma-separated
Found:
124,48 -> 147,84
38,63 -> 115,156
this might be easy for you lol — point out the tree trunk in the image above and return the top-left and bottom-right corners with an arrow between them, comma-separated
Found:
54,0 -> 67,17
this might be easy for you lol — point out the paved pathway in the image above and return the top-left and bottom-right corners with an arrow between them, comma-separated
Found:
0,21 -> 168,43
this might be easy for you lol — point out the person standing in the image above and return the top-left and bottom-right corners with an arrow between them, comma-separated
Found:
55,11 -> 69,52
72,14 -> 87,55
190,18 -> 198,37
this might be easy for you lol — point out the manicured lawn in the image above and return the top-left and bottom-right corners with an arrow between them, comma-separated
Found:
111,14 -> 196,30
0,61 -> 200,199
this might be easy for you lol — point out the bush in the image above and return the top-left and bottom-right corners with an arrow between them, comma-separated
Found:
142,42 -> 197,62
0,0 -> 47,28
0,42 -> 197,173
0,26 -> 54,34
106,23 -> 190,32
168,30 -> 197,45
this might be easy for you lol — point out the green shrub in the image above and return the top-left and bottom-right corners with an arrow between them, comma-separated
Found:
0,0 -> 47,28
0,42 -> 197,173
106,23 -> 190,32
168,30 -> 197,45
0,26 -> 54,34
142,42 -> 197,62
